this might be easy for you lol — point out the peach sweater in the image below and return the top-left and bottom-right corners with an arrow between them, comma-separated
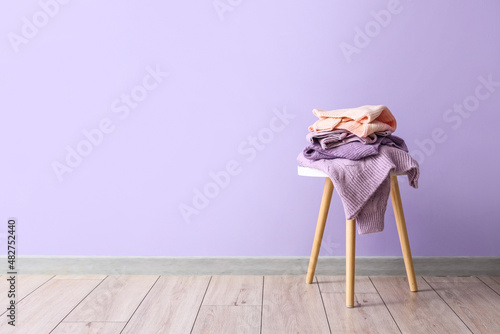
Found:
308,105 -> 397,137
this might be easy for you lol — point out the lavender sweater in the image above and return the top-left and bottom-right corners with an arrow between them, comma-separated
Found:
297,146 -> 419,234
303,135 -> 408,161
307,130 -> 392,149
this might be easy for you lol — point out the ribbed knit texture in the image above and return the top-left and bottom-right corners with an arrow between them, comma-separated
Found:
303,135 -> 408,161
297,145 -> 419,234
304,141 -> 379,161
308,105 -> 397,137
306,129 -> 392,149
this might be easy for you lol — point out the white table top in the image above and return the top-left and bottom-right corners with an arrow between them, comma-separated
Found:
297,166 -> 405,177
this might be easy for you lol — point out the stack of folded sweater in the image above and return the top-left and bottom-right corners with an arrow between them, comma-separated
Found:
297,105 -> 419,234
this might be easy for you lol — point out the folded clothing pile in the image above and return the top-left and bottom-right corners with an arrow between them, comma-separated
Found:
297,105 -> 419,234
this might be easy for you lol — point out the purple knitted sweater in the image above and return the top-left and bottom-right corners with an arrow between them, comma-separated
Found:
297,146 -> 419,234
307,130 -> 392,149
303,135 -> 408,161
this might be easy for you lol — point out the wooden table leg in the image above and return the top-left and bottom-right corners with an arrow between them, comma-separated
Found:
346,219 -> 356,307
306,178 -> 334,284
390,175 -> 418,292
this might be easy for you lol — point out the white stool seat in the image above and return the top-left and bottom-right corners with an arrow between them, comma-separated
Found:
297,165 -> 406,177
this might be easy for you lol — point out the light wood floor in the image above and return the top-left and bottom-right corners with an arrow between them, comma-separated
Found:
1,275 -> 499,333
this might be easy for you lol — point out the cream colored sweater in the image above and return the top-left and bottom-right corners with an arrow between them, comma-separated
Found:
308,105 -> 397,137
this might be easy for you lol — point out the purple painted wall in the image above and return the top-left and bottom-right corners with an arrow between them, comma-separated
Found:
1,1 -> 499,256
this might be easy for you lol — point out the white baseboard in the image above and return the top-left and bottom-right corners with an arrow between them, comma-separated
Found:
3,256 -> 499,276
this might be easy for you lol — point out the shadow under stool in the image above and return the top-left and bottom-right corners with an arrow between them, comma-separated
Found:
298,166 -> 418,308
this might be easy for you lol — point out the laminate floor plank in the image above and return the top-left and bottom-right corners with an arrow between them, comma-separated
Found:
192,306 -> 260,334
491,276 -> 500,285
51,321 -> 126,334
202,275 -> 262,306
317,275 -> 377,293
424,276 -> 478,283
321,292 -> 401,334
0,275 -> 53,314
371,276 -> 471,334
64,275 -> 158,322
0,277 -> 102,334
477,276 -> 500,295
121,276 -> 210,334
53,275 -> 107,280
262,276 -> 330,334
424,276 -> 500,334
192,276 -> 262,333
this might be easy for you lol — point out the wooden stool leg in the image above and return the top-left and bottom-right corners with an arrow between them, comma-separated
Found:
306,178 -> 334,284
346,219 -> 356,308
390,175 -> 418,292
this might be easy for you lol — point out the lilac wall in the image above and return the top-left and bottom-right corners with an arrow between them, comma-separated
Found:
1,1 -> 500,256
